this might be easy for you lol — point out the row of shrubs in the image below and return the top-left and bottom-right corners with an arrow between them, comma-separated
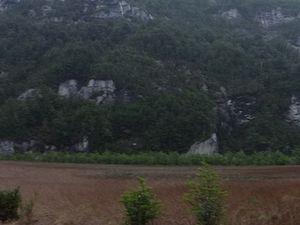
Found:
0,166 -> 225,225
1,151 -> 300,165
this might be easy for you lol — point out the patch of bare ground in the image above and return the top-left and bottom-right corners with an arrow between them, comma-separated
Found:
1,161 -> 300,225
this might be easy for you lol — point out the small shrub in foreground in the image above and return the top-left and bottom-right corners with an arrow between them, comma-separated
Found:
186,165 -> 227,225
0,188 -> 21,223
121,177 -> 160,225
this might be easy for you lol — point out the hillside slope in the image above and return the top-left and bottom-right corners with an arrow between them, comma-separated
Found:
1,0 -> 300,153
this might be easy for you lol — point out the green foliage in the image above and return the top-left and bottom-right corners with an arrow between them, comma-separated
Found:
1,0 -> 300,152
110,90 -> 214,152
0,151 -> 299,166
0,188 -> 21,223
186,166 -> 227,225
121,177 -> 160,225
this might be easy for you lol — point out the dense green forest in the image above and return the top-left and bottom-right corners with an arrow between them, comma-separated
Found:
1,0 -> 300,153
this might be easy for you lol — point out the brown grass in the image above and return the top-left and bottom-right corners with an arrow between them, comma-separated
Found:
0,162 -> 300,225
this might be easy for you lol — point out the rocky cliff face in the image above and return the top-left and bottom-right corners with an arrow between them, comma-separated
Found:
221,7 -> 299,29
0,0 -> 152,21
2,0 -> 300,154
255,7 -> 297,28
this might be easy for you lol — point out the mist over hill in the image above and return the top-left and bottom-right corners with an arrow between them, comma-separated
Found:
1,0 -> 300,154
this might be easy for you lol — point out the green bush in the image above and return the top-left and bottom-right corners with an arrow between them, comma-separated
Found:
121,177 -> 160,225
186,165 -> 227,225
0,188 -> 21,223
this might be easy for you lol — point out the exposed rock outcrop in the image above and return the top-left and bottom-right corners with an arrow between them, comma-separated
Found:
287,95 -> 300,126
18,88 -> 41,101
216,86 -> 256,126
0,140 -> 41,154
0,0 -> 153,21
14,140 -> 40,152
0,141 -> 14,155
58,79 -> 116,105
0,138 -> 89,154
221,9 -> 241,21
230,97 -> 256,125
0,0 -> 20,12
93,0 -> 153,20
58,79 -> 78,98
188,134 -> 218,155
72,136 -> 89,152
288,36 -> 300,52
255,7 -> 296,28
79,79 -> 115,98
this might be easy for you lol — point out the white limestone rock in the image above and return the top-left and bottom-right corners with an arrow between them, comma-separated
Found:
1,0 -> 152,21
0,141 -> 14,155
73,136 -> 89,152
92,0 -> 152,20
78,79 -> 115,104
58,79 -> 116,105
188,134 -> 218,155
79,79 -> 115,99
255,7 -> 295,28
18,88 -> 41,101
221,9 -> 241,20
58,79 -> 78,98
288,95 -> 300,126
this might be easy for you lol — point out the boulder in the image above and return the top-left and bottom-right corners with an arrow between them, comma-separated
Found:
188,134 -> 218,155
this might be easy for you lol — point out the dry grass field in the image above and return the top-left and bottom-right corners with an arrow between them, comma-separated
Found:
1,161 -> 300,225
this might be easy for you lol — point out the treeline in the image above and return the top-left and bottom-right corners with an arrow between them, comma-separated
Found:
0,90 -> 214,152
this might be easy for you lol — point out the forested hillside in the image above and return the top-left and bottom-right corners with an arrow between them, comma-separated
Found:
1,0 -> 300,154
